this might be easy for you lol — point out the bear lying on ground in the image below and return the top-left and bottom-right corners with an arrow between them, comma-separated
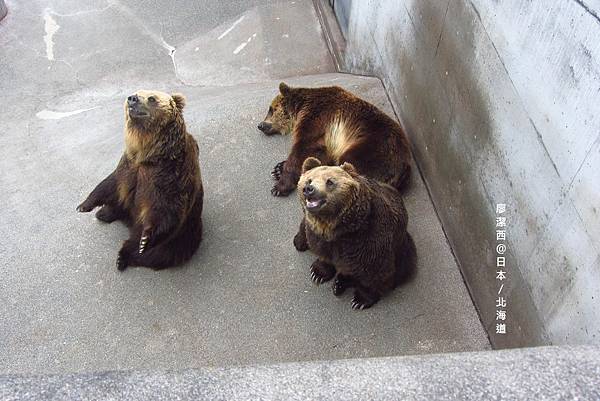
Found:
77,90 -> 203,270
258,83 -> 412,197
293,157 -> 416,309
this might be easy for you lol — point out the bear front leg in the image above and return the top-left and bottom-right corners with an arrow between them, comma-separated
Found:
271,166 -> 299,197
293,218 -> 308,252
310,259 -> 336,284
77,172 -> 118,212
271,141 -> 326,197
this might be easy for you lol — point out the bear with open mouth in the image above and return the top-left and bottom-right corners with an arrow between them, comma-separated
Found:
293,157 -> 416,309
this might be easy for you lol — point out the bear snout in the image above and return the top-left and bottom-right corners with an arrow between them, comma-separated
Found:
127,94 -> 140,105
257,121 -> 271,133
303,183 -> 316,197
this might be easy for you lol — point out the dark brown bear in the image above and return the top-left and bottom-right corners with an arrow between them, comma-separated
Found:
77,90 -> 203,271
258,83 -> 412,197
293,157 -> 416,309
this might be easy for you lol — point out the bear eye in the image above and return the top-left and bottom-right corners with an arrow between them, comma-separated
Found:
307,179 -> 312,185
148,96 -> 156,103
326,179 -> 334,187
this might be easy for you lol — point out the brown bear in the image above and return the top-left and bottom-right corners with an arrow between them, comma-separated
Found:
258,83 -> 412,197
77,90 -> 203,271
293,157 -> 416,309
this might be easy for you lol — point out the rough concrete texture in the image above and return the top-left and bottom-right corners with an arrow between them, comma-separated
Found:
0,0 -> 489,372
2,346 -> 599,400
339,0 -> 600,346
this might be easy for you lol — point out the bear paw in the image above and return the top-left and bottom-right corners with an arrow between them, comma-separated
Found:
95,206 -> 118,223
293,232 -> 309,252
271,181 -> 295,197
271,161 -> 285,181
76,201 -> 94,213
310,261 -> 335,284
332,276 -> 348,296
116,252 -> 128,271
351,293 -> 377,310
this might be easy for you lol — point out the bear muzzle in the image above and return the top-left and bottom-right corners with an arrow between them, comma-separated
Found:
303,184 -> 327,211
257,121 -> 278,135
127,95 -> 150,118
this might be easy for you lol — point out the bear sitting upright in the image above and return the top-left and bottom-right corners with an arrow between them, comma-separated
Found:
258,83 -> 412,197
293,157 -> 416,309
77,90 -> 203,271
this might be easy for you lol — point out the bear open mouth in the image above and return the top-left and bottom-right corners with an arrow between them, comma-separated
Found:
305,199 -> 326,211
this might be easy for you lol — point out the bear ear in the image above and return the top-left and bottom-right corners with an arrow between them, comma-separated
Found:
302,157 -> 322,173
340,162 -> 357,175
279,82 -> 292,96
171,93 -> 186,111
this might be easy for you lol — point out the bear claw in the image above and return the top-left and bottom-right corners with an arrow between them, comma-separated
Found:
271,182 -> 294,197
309,262 -> 334,284
76,203 -> 93,213
116,255 -> 127,271
139,236 -> 149,254
271,161 -> 285,180
310,271 -> 325,284
351,296 -> 375,310
351,298 -> 367,310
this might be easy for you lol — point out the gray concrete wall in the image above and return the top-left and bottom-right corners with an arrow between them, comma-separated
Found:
338,0 -> 600,347
0,0 -> 7,21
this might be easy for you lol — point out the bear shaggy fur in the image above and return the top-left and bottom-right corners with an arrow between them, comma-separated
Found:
258,83 -> 412,197
293,157 -> 416,309
77,90 -> 203,271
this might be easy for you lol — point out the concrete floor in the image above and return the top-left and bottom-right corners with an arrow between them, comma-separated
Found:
0,0 -> 489,374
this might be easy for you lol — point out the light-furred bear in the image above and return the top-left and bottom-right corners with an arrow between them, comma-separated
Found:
258,83 -> 412,197
77,90 -> 203,271
293,157 -> 416,309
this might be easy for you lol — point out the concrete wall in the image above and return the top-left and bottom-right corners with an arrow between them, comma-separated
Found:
0,0 -> 7,21
338,0 -> 600,347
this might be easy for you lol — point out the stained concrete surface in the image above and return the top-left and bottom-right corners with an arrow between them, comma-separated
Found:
2,346 -> 600,401
339,0 -> 600,347
0,0 -> 489,375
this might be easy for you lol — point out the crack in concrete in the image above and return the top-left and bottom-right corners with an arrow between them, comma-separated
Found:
528,117 -> 561,179
573,0 -> 600,25
434,0 -> 452,57
108,0 -> 192,86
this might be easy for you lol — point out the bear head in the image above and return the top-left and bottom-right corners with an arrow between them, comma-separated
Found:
297,157 -> 360,216
125,90 -> 186,128
257,82 -> 296,136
